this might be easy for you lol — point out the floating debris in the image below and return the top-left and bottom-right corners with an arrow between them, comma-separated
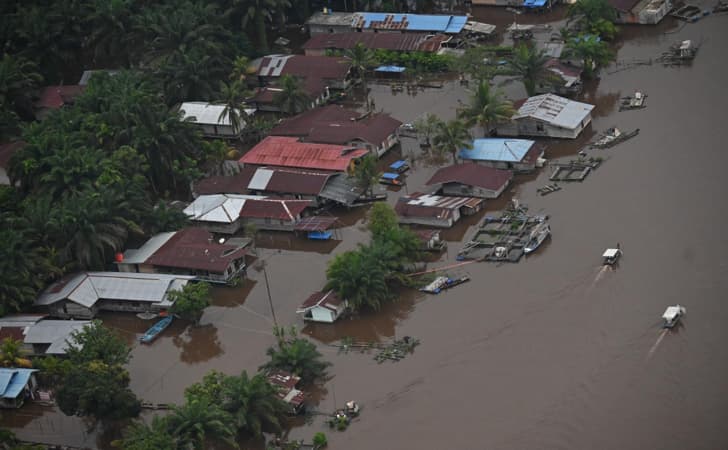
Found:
619,91 -> 647,111
658,39 -> 699,65
333,336 -> 420,363
537,183 -> 562,196
328,401 -> 361,431
590,127 -> 640,149
670,4 -> 704,21
419,275 -> 470,294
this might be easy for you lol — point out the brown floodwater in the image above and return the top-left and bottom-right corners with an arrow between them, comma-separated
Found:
4,9 -> 728,449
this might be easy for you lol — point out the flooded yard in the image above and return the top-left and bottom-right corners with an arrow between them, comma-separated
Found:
4,7 -> 728,449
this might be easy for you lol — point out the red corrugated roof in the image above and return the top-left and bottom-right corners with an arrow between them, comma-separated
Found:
299,290 -> 345,310
270,105 -> 401,147
264,169 -> 332,195
302,32 -> 447,53
293,215 -> 338,231
35,85 -> 85,109
0,327 -> 25,342
425,163 -> 513,191
145,228 -> 247,273
240,136 -> 369,172
238,198 -> 311,220
0,141 -> 25,169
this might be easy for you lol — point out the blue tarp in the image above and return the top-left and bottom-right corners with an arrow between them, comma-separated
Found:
390,160 -> 408,170
523,0 -> 546,7
308,231 -> 333,240
459,138 -> 536,163
355,13 -> 467,34
375,65 -> 406,73
0,369 -> 37,399
381,172 -> 400,180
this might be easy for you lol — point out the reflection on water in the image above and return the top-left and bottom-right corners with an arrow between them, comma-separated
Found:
210,278 -> 257,308
173,324 -> 224,364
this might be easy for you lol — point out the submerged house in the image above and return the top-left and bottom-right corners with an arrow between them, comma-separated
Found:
394,193 -> 484,228
297,291 -> 348,323
302,32 -> 449,56
609,0 -> 672,24
534,59 -> 583,96
184,194 -> 312,234
425,163 -> 513,199
0,315 -> 90,356
496,94 -> 594,139
0,368 -> 38,408
250,55 -> 353,112
266,370 -> 306,414
117,228 -> 248,284
269,105 -> 402,157
239,136 -> 369,173
35,272 -> 194,319
458,139 -> 542,173
179,102 -> 256,138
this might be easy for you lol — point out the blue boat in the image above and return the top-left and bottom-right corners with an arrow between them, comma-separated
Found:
389,160 -> 410,173
379,172 -> 404,186
140,316 -> 173,344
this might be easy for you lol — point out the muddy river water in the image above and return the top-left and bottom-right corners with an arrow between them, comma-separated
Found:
3,7 -> 728,449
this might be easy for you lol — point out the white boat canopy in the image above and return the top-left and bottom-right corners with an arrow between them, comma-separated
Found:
603,248 -> 620,258
662,305 -> 684,320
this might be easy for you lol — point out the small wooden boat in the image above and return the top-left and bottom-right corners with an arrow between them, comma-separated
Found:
140,316 -> 173,344
619,91 -> 647,111
389,160 -> 410,173
662,305 -> 686,328
537,184 -> 562,196
602,248 -> 622,265
591,127 -> 640,149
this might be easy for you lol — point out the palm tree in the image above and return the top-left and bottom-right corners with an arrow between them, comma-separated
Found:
159,50 -> 221,104
84,0 -> 135,65
261,338 -> 331,385
509,45 -> 551,96
566,34 -> 614,77
228,0 -> 278,52
413,113 -> 440,147
216,80 -> 250,137
344,43 -> 375,86
221,371 -> 288,438
167,399 -> 238,450
116,415 -> 176,450
352,154 -> 380,197
432,119 -> 472,163
272,75 -> 311,115
458,80 -> 515,136
325,247 -> 391,311
230,56 -> 251,82
0,338 -> 32,368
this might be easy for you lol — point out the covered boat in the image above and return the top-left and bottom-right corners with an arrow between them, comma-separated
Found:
662,305 -> 686,328
523,222 -> 551,254
602,248 -> 622,265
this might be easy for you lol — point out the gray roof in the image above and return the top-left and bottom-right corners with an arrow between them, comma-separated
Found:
513,94 -> 595,130
318,173 -> 363,206
539,42 -> 565,58
36,272 -> 195,308
179,102 -> 256,127
23,320 -> 91,354
121,232 -> 176,265
306,11 -> 356,26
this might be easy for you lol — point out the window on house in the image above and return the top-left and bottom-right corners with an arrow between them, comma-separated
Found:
537,123 -> 544,132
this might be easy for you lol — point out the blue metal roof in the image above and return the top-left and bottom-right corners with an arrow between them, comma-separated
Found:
390,160 -> 407,170
0,369 -> 37,399
375,65 -> 406,73
459,139 -> 536,163
355,13 -> 467,33
381,172 -> 400,179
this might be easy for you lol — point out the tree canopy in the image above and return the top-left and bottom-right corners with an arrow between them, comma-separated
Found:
169,282 -> 212,324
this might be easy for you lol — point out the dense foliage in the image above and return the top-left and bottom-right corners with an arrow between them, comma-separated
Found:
458,79 -> 514,136
371,49 -> 453,73
262,329 -> 330,385
169,282 -> 212,324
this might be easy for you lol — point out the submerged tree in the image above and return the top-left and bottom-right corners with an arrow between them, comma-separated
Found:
114,415 -> 176,450
221,370 -> 289,437
167,399 -> 238,450
352,154 -> 380,197
458,80 -> 514,136
169,282 -> 211,324
566,34 -> 614,78
568,0 -> 618,39
413,112 -> 440,147
432,118 -> 472,163
261,332 -> 330,385
509,44 -> 551,96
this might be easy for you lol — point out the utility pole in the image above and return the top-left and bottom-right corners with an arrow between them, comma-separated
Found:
262,264 -> 282,346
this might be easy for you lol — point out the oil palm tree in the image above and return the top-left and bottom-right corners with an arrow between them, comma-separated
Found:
325,248 -> 391,311
261,338 -> 331,385
344,43 -> 375,85
117,415 -> 176,450
509,44 -> 551,96
216,80 -> 250,137
272,75 -> 311,115
84,0 -> 136,65
228,0 -> 278,52
566,34 -> 614,77
0,54 -> 43,121
221,371 -> 288,437
432,118 -> 472,163
458,80 -> 515,136
167,399 -> 237,450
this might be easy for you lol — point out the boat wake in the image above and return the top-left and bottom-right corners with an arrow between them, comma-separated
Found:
647,329 -> 669,360
589,265 -> 611,291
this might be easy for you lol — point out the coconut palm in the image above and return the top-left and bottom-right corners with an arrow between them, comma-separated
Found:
228,0 -> 278,52
432,118 -> 472,163
221,371 -> 288,437
272,75 -> 311,115
566,34 -> 614,77
216,80 -> 250,137
261,338 -> 331,385
458,80 -> 515,136
0,338 -> 32,368
167,399 -> 237,450
325,248 -> 391,311
344,43 -> 375,85
509,45 -> 552,96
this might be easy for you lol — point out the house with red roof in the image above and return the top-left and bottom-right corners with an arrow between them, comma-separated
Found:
250,55 -> 353,112
117,228 -> 249,284
297,290 -> 349,323
270,105 -> 402,157
534,59 -> 583,97
239,136 -> 369,173
184,193 -> 312,233
425,163 -> 513,199
266,370 -> 307,414
34,85 -> 85,119
0,141 -> 24,185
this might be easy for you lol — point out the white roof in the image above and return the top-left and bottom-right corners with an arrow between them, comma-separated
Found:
120,232 -> 176,265
248,168 -> 275,191
662,305 -> 684,320
463,21 -> 496,34
602,248 -> 620,258
36,272 -> 194,308
184,194 -> 265,223
23,320 -> 91,354
513,94 -> 595,130
179,102 -> 256,127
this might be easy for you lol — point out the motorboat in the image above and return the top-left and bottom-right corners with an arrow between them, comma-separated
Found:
662,305 -> 687,328
602,248 -> 622,265
620,91 -> 647,110
524,222 -> 551,254
379,172 -> 404,186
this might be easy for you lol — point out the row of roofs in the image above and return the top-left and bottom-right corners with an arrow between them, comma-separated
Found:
302,32 -> 451,55
306,12 -> 468,34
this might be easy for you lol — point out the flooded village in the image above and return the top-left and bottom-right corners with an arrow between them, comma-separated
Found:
0,0 -> 727,449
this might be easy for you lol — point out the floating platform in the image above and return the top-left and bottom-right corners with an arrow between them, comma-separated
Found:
550,165 -> 591,182
537,183 -> 562,196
